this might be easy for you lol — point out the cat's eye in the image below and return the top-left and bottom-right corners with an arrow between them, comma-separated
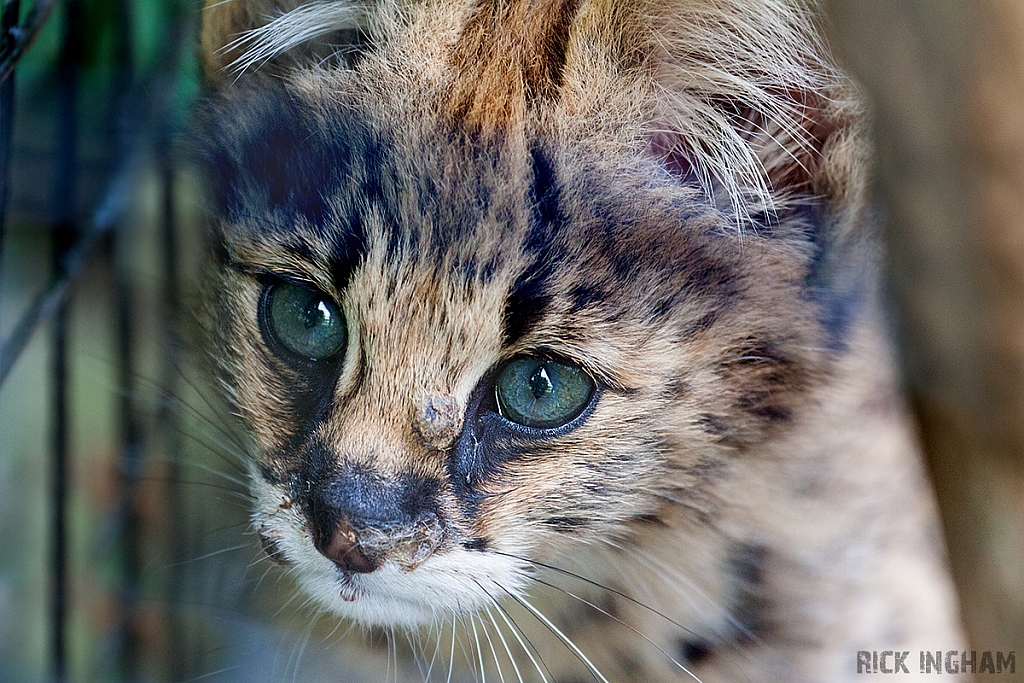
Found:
263,281 -> 347,361
494,357 -> 595,429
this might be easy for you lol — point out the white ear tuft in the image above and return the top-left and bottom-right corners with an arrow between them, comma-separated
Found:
645,0 -> 855,224
221,1 -> 367,75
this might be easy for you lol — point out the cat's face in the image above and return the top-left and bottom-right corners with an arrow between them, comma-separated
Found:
199,72 -> 826,627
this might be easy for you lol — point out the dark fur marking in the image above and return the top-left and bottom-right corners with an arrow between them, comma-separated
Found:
698,413 -> 729,438
329,222 -> 368,292
258,463 -> 282,486
729,541 -> 770,640
448,0 -> 581,122
258,361 -> 345,477
526,0 -> 580,102
631,512 -> 669,527
197,83 -> 384,253
462,538 -> 489,551
568,283 -> 608,313
801,203 -> 864,351
683,254 -> 740,300
258,529 -> 290,566
678,310 -> 720,340
666,377 -> 691,399
541,516 -> 590,531
502,145 -> 566,345
678,638 -> 712,665
720,339 -> 805,427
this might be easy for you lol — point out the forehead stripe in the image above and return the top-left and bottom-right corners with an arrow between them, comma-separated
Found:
501,145 -> 565,346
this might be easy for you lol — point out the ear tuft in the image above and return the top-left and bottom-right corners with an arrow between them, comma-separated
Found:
643,0 -> 859,223
201,0 -> 371,85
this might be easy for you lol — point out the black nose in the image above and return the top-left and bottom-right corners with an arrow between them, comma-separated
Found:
305,464 -> 442,573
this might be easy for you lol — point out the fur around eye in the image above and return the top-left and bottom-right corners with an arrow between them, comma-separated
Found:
261,281 -> 347,362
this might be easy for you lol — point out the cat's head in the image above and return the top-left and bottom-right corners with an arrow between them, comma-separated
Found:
196,0 -> 863,627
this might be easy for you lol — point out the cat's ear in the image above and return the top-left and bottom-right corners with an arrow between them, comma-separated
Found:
200,0 -> 371,85
633,2 -> 862,220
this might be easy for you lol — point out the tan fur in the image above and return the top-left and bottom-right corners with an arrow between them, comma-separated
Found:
195,1 -> 967,681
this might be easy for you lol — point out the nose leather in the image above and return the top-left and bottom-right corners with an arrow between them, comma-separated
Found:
322,516 -> 377,573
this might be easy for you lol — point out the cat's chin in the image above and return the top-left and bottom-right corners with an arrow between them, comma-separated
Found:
290,548 -> 532,628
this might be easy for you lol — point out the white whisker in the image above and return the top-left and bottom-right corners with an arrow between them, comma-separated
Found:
504,590 -> 610,683
486,606 -> 525,683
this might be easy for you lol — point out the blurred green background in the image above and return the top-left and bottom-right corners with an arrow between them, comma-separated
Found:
0,2 -> 382,681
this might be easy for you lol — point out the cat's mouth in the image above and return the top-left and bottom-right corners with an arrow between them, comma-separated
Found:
335,570 -> 362,602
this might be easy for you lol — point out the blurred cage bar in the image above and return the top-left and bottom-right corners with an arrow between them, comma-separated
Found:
0,1 -> 236,681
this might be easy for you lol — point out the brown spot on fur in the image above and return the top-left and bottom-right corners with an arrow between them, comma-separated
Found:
447,0 -> 580,126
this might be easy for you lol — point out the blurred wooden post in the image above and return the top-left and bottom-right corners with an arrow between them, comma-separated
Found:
824,0 -> 1024,656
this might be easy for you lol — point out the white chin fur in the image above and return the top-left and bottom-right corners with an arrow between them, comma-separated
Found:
293,551 -> 530,628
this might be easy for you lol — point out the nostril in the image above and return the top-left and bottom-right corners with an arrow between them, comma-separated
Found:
319,517 -> 378,573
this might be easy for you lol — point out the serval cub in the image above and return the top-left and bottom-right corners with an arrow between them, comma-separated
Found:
195,0 -> 967,681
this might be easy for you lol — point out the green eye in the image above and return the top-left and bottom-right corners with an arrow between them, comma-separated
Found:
264,282 -> 347,361
495,357 -> 596,429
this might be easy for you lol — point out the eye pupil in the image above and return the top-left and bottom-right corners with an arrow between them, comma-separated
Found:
529,366 -> 553,399
303,300 -> 331,330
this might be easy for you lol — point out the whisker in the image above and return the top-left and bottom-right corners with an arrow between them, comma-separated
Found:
491,550 -> 701,641
478,611 -> 506,683
165,542 -> 250,569
455,615 -> 482,683
271,586 -> 303,619
477,583 -> 552,683
131,369 -> 249,455
387,625 -> 396,683
445,614 -> 457,683
133,476 -> 249,503
182,664 -> 243,682
151,451 -> 249,490
422,616 -> 445,683
497,584 -> 609,683
485,605 -> 525,683
406,629 -> 425,682
322,616 -> 357,647
289,618 -> 316,683
164,419 -> 251,477
631,546 -> 755,643
531,576 -> 703,683
251,561 -> 276,595
161,356 -> 249,449
470,615 -> 487,683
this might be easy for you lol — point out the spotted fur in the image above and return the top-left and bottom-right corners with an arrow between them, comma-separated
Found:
196,1 -> 966,681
